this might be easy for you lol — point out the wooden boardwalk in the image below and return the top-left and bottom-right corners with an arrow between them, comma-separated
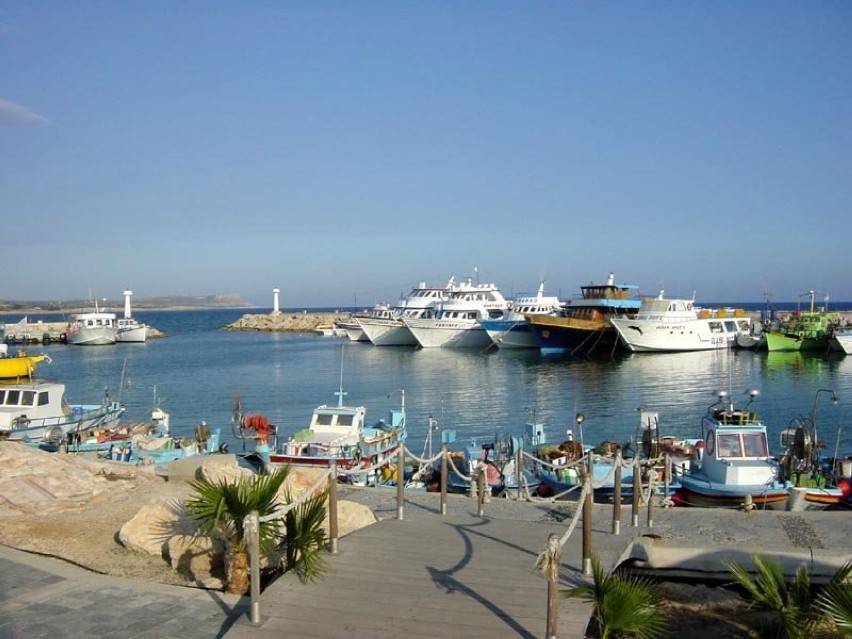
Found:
224,493 -> 635,639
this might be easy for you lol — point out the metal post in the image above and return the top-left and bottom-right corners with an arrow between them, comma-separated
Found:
248,510 -> 261,625
329,463 -> 339,554
440,444 -> 448,516
612,451 -> 622,535
582,474 -> 593,576
396,446 -> 405,520
632,462 -> 640,527
664,454 -> 671,506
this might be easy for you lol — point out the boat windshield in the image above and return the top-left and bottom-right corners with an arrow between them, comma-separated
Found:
742,432 -> 768,457
717,433 -> 743,458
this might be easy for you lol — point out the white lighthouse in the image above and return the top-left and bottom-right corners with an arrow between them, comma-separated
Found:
273,287 -> 280,314
123,289 -> 133,319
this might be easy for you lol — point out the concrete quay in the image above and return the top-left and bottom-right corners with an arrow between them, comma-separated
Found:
2,489 -> 849,639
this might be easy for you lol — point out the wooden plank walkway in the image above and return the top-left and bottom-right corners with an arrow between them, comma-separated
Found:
224,492 -> 635,639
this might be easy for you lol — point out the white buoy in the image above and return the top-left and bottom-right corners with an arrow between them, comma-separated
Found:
273,287 -> 280,313
123,289 -> 133,319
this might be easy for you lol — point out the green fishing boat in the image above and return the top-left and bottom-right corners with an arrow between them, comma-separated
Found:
764,290 -> 840,352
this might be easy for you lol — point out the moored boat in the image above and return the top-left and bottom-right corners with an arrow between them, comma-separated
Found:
479,281 -> 561,349
829,328 -> 852,355
338,303 -> 394,342
673,390 -> 791,508
357,278 -> 456,346
66,301 -> 118,346
403,277 -> 511,349
0,344 -> 49,379
764,290 -> 840,352
525,272 -> 641,355
610,291 -> 751,352
115,290 -> 149,343
238,386 -> 407,485
0,380 -> 124,443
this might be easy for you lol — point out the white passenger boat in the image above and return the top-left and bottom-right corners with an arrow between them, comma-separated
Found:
66,301 -> 118,346
403,278 -> 511,349
829,328 -> 852,355
0,380 -> 125,443
610,292 -> 751,352
357,277 -> 456,346
115,289 -> 149,343
479,281 -> 561,348
338,303 -> 394,342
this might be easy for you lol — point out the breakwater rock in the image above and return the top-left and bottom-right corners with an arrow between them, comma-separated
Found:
224,311 -> 353,333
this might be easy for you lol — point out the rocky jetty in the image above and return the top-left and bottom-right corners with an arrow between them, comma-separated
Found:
224,311 -> 353,333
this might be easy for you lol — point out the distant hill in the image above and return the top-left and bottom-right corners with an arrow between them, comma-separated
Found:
0,293 -> 255,313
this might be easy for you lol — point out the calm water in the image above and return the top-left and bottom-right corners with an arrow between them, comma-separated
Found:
5,308 -> 852,458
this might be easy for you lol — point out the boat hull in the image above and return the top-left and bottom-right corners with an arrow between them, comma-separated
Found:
526,316 -> 620,355
66,327 -> 117,345
0,354 -> 46,379
764,331 -> 828,352
675,476 -> 790,509
357,319 -> 418,346
116,325 -> 148,343
404,320 -> 493,349
479,319 -> 539,349
3,402 -> 125,443
610,318 -> 746,352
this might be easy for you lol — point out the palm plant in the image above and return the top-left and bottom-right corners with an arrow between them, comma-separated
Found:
562,555 -> 667,639
185,467 -> 293,594
278,488 -> 328,583
814,560 -> 852,636
727,555 -> 852,639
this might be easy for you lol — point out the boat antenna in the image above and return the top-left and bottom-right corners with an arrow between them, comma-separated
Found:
334,344 -> 347,407
118,357 -> 128,403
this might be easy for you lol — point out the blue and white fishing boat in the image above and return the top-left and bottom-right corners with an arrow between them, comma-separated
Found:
480,281 -> 561,349
0,380 -> 124,443
673,390 -> 792,508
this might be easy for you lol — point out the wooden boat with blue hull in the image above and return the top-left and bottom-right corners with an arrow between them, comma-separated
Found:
440,426 -> 541,497
673,390 -> 791,508
0,380 -> 124,443
534,412 -> 681,501
525,272 -> 641,355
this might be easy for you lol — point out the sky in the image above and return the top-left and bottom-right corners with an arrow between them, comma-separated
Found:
2,2 -> 851,308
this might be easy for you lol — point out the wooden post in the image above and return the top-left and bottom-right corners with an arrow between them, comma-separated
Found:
582,473 -> 593,577
612,451 -> 622,535
632,462 -> 641,527
248,510 -> 261,625
440,444 -> 448,516
516,447 -> 523,501
646,465 -> 654,529
545,533 -> 560,639
477,464 -> 486,517
396,446 -> 405,520
329,463 -> 339,554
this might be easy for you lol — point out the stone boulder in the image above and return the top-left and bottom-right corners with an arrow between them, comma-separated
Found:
119,500 -> 197,556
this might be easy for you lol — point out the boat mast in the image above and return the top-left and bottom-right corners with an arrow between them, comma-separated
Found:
335,345 -> 347,407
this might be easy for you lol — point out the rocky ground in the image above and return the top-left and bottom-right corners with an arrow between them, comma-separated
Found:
0,442 -> 760,637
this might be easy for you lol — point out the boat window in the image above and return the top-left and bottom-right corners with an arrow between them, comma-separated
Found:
717,433 -> 743,458
315,413 -> 334,426
21,391 -> 35,406
337,414 -> 354,426
38,392 -> 49,406
708,322 -> 723,333
7,390 -> 20,405
0,390 -> 5,404
742,433 -> 767,457
724,321 -> 738,332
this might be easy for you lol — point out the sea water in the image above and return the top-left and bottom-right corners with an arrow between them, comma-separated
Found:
5,308 -> 852,458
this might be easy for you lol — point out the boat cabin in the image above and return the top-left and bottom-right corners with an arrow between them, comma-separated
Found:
0,382 -> 69,431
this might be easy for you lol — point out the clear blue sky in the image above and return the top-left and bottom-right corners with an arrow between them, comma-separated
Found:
3,2 -> 850,307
